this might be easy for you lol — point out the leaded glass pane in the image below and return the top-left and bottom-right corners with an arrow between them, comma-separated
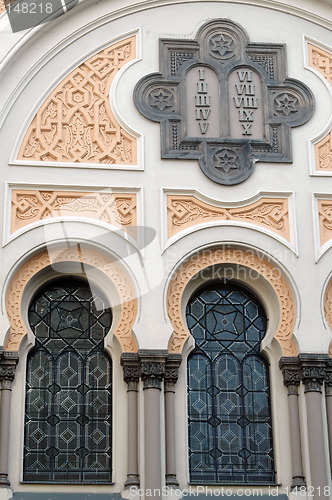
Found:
187,283 -> 274,484
24,278 -> 112,483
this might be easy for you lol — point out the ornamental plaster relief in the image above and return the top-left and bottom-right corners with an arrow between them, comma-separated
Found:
17,36 -> 137,165
324,278 -> 332,356
307,43 -> 332,172
167,194 -> 290,242
318,199 -> 332,247
4,247 -> 138,352
167,248 -> 297,356
11,189 -> 137,234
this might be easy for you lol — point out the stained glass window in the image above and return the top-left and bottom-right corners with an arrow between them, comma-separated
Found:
24,277 -> 112,483
186,283 -> 274,484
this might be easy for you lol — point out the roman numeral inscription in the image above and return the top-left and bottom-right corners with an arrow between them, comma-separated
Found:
186,66 -> 220,138
229,68 -> 264,140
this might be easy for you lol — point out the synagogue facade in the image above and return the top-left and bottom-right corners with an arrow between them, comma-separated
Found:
0,0 -> 332,499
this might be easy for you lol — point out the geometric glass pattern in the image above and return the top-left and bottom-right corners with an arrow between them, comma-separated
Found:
24,278 -> 112,483
186,283 -> 274,484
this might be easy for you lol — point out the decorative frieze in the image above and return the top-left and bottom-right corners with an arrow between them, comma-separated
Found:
11,189 -> 137,234
308,44 -> 332,173
308,43 -> 332,86
167,248 -> 297,355
318,198 -> 332,246
315,132 -> 332,172
167,194 -> 290,241
18,37 -> 137,165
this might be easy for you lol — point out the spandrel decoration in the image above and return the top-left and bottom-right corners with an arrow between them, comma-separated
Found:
134,19 -> 315,185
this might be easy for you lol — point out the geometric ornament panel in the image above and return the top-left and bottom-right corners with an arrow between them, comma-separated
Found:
24,278 -> 112,483
186,283 -> 274,483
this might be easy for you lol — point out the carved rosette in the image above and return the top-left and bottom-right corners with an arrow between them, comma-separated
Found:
166,248 -> 297,356
4,247 -> 138,353
134,19 -> 314,185
11,189 -> 137,234
18,37 -> 137,165
167,194 -> 290,242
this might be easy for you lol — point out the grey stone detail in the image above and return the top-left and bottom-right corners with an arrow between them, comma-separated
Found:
121,353 -> 140,488
0,353 -> 19,487
138,351 -> 168,499
279,357 -> 305,489
299,354 -> 328,393
138,350 -> 168,390
134,19 -> 315,185
324,360 -> 332,478
164,354 -> 182,487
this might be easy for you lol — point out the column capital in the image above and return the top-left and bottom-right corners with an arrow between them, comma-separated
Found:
0,352 -> 19,385
279,357 -> 301,392
121,353 -> 140,388
299,354 -> 329,393
165,354 -> 182,383
138,350 -> 168,390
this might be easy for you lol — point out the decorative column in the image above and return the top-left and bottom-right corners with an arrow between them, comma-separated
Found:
121,353 -> 140,489
139,350 -> 167,499
324,359 -> 332,477
300,354 -> 330,498
279,357 -> 306,489
164,354 -> 181,488
0,352 -> 19,487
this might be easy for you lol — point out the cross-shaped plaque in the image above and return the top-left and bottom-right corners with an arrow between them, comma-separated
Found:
134,19 -> 315,185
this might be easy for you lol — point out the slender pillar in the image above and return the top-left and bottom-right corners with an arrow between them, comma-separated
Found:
0,353 -> 18,487
139,350 -> 167,500
121,353 -> 140,489
164,354 -> 181,488
324,360 -> 332,477
300,354 -> 330,499
279,357 -> 306,489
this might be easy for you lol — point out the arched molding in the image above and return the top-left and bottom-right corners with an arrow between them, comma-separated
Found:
166,247 -> 297,356
324,276 -> 332,356
4,246 -> 138,353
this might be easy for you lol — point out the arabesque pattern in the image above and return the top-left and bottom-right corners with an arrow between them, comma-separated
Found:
18,37 -> 137,165
167,248 -> 297,355
11,190 -> 137,234
167,195 -> 290,241
318,199 -> 332,246
4,247 -> 138,352
308,44 -> 332,172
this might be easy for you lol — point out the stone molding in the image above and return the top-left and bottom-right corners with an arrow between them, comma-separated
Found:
18,37 -> 137,165
4,247 -> 138,353
11,189 -> 137,234
167,194 -> 290,241
166,247 -> 297,355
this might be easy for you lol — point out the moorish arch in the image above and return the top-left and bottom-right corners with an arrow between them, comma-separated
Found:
3,246 -> 138,352
166,247 -> 297,356
324,276 -> 332,356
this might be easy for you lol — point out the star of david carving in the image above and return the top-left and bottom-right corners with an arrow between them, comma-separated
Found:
134,19 -> 314,185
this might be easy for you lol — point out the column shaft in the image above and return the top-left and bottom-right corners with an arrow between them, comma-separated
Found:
144,386 -> 162,496
287,391 -> 305,487
0,382 -> 12,485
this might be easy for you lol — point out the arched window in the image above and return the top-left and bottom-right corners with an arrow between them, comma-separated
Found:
23,277 -> 112,483
186,282 -> 274,484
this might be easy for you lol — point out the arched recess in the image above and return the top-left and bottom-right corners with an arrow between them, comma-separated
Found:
4,246 -> 138,352
166,247 -> 297,356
